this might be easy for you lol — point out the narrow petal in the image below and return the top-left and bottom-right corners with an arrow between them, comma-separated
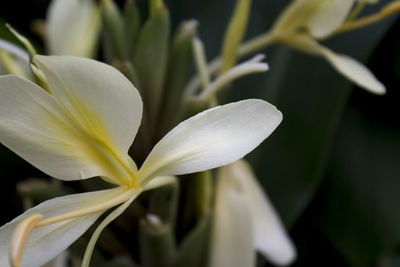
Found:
322,49 -> 385,94
33,55 -> 143,156
0,187 -> 125,267
233,160 -> 296,266
138,99 -> 282,184
284,35 -> 385,94
47,0 -> 101,57
82,192 -> 141,267
209,165 -> 255,267
306,0 -> 355,38
0,75 -> 136,184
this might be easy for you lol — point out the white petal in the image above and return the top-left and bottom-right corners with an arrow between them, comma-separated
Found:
0,75 -> 101,180
322,49 -> 385,94
47,0 -> 101,57
209,165 -> 255,267
0,187 -> 125,267
233,160 -> 296,266
34,55 -> 143,156
284,35 -> 385,94
0,75 -> 136,184
138,99 -> 282,184
307,0 -> 355,38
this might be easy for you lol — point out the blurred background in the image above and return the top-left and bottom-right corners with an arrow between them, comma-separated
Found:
0,0 -> 399,266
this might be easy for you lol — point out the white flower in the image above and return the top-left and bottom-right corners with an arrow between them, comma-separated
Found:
270,0 -> 385,94
209,160 -> 296,267
46,0 -> 101,57
0,55 -> 283,267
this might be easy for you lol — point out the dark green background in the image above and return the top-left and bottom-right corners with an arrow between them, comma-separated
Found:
1,0 -> 399,266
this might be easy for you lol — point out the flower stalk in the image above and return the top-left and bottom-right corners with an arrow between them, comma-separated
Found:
219,0 -> 252,75
335,0 -> 400,35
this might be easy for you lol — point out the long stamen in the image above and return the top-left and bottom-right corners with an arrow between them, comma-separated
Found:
9,214 -> 43,267
8,186 -> 139,266
36,187 -> 136,227
335,1 -> 400,35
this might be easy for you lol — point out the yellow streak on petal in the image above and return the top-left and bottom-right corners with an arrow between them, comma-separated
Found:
44,86 -> 138,187
9,214 -> 43,267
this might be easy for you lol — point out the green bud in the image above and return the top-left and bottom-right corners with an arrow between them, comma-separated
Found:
123,0 -> 141,60
194,171 -> 213,219
180,171 -> 213,231
101,0 -> 126,60
139,215 -> 176,267
148,180 -> 180,227
158,20 -> 197,137
112,59 -> 141,88
174,215 -> 211,267
149,0 -> 164,16
134,6 -> 170,134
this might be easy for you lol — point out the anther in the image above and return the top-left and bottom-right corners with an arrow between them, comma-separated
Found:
9,213 -> 43,267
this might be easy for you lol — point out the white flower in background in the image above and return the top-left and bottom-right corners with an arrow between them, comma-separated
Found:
0,55 -> 282,267
270,0 -> 385,94
210,160 -> 296,267
47,0 -> 101,57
